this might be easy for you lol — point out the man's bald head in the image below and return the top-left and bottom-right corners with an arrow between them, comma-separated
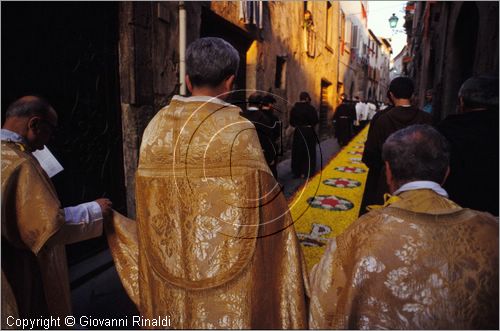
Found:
5,96 -> 56,120
3,96 -> 58,150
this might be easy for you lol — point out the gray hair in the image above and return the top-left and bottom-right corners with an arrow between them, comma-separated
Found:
458,75 -> 498,110
186,37 -> 240,88
382,124 -> 450,186
5,96 -> 54,119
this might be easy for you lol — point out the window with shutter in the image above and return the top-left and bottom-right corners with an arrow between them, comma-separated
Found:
351,25 -> 358,49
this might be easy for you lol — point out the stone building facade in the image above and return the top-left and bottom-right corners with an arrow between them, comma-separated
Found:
118,1 -> 347,216
390,45 -> 408,80
405,1 -> 499,121
378,37 -> 393,101
366,29 -> 392,102
1,1 -> 389,222
338,1 -> 369,100
337,1 -> 391,104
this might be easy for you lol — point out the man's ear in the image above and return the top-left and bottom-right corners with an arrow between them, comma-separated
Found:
385,161 -> 392,181
223,75 -> 235,93
458,96 -> 465,113
185,75 -> 193,94
27,117 -> 41,132
441,166 -> 450,185
389,91 -> 395,102
385,161 -> 396,193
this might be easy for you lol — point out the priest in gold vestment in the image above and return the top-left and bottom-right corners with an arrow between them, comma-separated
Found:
1,96 -> 112,324
106,37 -> 308,328
309,125 -> 498,329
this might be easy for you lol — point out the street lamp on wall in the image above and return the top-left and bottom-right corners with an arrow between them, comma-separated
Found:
388,13 -> 399,29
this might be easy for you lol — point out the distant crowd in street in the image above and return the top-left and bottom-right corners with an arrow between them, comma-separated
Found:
239,92 -> 281,178
333,87 -> 432,149
333,92 -> 400,147
330,75 -> 499,219
240,90 -> 320,181
1,36 -> 498,330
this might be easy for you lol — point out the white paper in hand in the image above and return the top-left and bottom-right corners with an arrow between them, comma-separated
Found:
32,145 -> 64,178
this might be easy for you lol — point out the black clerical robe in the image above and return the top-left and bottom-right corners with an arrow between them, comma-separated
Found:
361,106 -> 432,211
438,110 -> 499,215
289,102 -> 319,178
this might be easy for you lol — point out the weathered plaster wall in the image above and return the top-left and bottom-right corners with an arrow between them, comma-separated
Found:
118,1 -> 345,214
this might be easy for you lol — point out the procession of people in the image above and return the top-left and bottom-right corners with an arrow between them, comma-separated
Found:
1,34 -> 498,330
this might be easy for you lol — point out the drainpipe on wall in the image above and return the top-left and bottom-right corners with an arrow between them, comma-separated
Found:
179,1 -> 186,95
336,11 -> 341,103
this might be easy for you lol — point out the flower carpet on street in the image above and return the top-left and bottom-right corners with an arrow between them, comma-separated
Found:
289,126 -> 370,271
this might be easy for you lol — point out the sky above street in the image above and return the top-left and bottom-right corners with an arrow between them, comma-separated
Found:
367,1 -> 408,58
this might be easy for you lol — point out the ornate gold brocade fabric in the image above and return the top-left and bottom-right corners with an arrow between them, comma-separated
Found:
1,141 -> 70,319
106,96 -> 309,329
309,189 -> 499,329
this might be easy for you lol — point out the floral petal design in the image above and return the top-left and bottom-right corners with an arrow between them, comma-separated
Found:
290,126 -> 370,270
307,195 -> 354,211
323,178 -> 362,188
335,166 -> 366,174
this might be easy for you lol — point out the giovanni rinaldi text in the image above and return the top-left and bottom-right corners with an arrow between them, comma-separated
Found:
5,315 -> 172,329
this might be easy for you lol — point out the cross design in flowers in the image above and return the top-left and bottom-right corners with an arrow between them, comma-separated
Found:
307,194 -> 355,210
298,223 -> 332,247
323,177 -> 361,188
334,166 -> 366,174
334,179 -> 350,186
321,197 -> 341,208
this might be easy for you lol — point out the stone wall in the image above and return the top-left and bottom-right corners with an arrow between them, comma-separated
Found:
208,1 -> 341,144
407,1 -> 498,121
118,2 -> 345,216
118,2 -> 180,217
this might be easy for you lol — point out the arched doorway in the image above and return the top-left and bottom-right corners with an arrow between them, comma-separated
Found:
454,3 -> 479,84
442,2 -> 479,118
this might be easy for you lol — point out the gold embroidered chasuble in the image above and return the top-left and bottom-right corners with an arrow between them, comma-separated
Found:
106,96 -> 309,329
2,140 -> 68,320
1,141 -> 103,321
309,189 -> 499,329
